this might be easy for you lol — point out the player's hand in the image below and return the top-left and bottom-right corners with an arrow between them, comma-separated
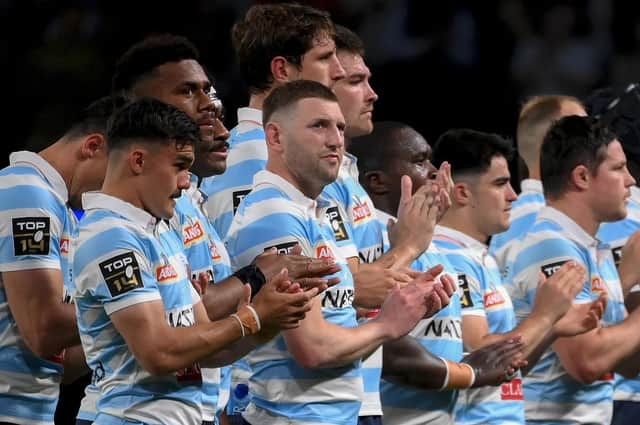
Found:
464,336 -> 527,387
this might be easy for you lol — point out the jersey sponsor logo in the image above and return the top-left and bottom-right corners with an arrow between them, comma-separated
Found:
191,268 -> 214,284
612,246 -> 622,268
423,317 -> 462,340
183,221 -> 205,246
60,238 -> 69,254
92,361 -> 106,385
232,189 -> 251,214
358,244 -> 383,264
265,241 -> 298,255
166,305 -> 196,328
352,202 -> 372,223
591,276 -> 607,294
458,274 -> 473,308
156,263 -> 179,283
501,378 -> 523,400
484,289 -> 506,309
46,350 -> 65,365
210,241 -> 222,261
540,260 -> 568,278
316,244 -> 335,259
326,206 -> 349,241
599,372 -> 615,381
12,217 -> 51,255
322,287 -> 354,309
99,252 -> 143,297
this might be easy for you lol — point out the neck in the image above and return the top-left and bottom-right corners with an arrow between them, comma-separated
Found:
266,161 -> 323,199
101,170 -> 144,211
248,90 -> 273,111
438,208 -> 489,245
527,161 -> 541,180
39,140 -> 77,205
547,196 -> 599,236
370,194 -> 394,217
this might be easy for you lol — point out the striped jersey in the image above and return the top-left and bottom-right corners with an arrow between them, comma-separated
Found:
74,192 -> 203,425
322,154 -> 382,416
597,185 -> 640,404
490,179 -> 545,279
172,175 -> 234,422
433,225 -> 523,425
202,107 -> 266,238
226,170 -> 363,425
379,211 -> 463,425
508,206 -> 625,424
0,151 -> 76,425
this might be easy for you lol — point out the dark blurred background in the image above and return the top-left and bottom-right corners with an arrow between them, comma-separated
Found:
6,0 -> 640,184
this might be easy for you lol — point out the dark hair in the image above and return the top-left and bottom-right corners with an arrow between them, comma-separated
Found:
334,24 -> 365,56
231,3 -> 335,94
263,80 -> 337,125
541,115 -> 616,199
112,34 -> 200,95
64,95 -> 128,140
432,129 -> 514,177
107,98 -> 200,152
350,121 -> 417,176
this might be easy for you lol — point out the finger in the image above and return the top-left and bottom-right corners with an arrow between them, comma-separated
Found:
433,284 -> 451,308
398,175 -> 413,214
440,273 -> 457,297
424,264 -> 444,280
297,277 -> 329,292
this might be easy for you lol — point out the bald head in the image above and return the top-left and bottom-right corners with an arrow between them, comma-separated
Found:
517,95 -> 586,179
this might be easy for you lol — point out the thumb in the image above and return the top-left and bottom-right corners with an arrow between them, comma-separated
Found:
291,243 -> 303,255
537,272 -> 547,288
241,283 -> 251,306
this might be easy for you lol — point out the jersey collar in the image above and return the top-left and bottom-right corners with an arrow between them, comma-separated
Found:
519,178 -> 543,194
435,224 -> 488,258
10,151 -> 69,203
82,191 -> 158,232
537,205 -> 599,248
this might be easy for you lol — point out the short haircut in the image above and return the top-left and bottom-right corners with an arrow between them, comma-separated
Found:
349,121 -> 416,175
334,24 -> 365,56
107,98 -> 200,153
231,3 -> 335,95
64,95 -> 128,140
112,34 -> 200,96
541,115 -> 616,199
517,95 -> 582,165
432,129 -> 514,178
263,80 -> 338,125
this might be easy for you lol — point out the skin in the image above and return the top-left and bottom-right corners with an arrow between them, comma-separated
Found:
333,51 -> 378,140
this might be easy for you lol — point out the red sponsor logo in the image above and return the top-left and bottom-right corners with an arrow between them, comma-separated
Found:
176,363 -> 202,383
352,203 -> 372,222
591,277 -> 607,294
501,378 -> 523,400
599,372 -> 614,381
316,245 -> 335,260
47,350 -> 65,365
156,264 -> 178,282
484,290 -> 505,308
60,238 -> 69,254
210,242 -> 221,261
183,222 -> 205,245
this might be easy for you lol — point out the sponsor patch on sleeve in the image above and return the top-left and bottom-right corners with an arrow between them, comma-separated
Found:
265,241 -> 298,255
12,217 -> 51,256
232,190 -> 252,214
326,206 -> 349,241
540,260 -> 568,278
458,273 -> 474,308
99,252 -> 144,297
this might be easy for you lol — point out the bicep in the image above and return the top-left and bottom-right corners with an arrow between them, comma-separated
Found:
110,299 -> 170,359
3,268 -> 65,322
461,314 -> 492,350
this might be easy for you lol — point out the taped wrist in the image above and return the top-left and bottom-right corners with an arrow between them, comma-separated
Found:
233,264 -> 266,299
438,357 -> 476,390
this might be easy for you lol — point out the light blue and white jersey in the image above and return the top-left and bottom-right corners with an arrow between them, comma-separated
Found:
490,179 -> 545,278
434,225 -> 523,425
226,170 -> 363,425
597,185 -> 640,404
74,192 -> 203,425
322,156 -> 381,417
0,151 -> 76,425
508,206 -> 625,425
322,153 -> 382,264
379,211 -> 463,425
202,107 -> 266,238
172,175 -> 235,423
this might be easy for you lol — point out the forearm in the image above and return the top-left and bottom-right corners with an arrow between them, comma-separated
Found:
382,335 -> 447,389
202,277 -> 245,320
31,303 -> 80,357
382,246 -> 418,269
285,318 -> 389,369
556,308 -> 640,383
